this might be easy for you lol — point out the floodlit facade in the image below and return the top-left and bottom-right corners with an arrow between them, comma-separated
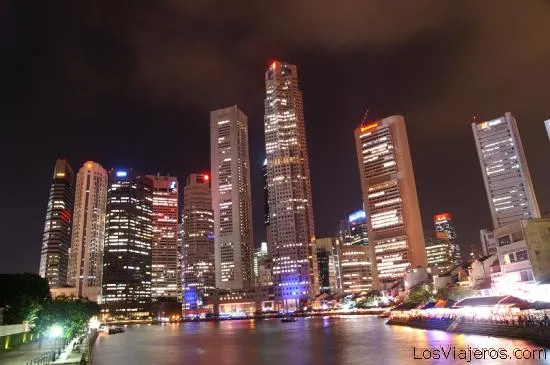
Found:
39,159 -> 74,288
434,213 -> 461,265
146,175 -> 179,300
210,106 -> 254,290
67,161 -> 108,301
337,211 -> 372,294
264,61 -> 318,310
472,112 -> 540,229
101,169 -> 153,319
492,219 -> 550,297
354,115 -> 426,290
181,174 -> 215,311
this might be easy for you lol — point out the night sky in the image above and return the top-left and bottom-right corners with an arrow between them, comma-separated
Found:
2,1 -> 550,274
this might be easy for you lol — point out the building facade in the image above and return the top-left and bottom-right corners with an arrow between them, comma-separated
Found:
316,238 -> 339,294
480,228 -> 498,256
264,61 -> 318,309
472,112 -> 540,229
433,213 -> 461,265
181,174 -> 215,311
101,169 -> 153,319
337,211 -> 372,294
545,120 -> 550,142
210,106 -> 254,290
425,234 -> 454,275
39,159 -> 74,288
354,115 -> 426,290
67,161 -> 108,301
146,175 -> 179,301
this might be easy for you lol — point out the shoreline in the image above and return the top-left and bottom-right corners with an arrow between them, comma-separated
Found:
386,318 -> 550,347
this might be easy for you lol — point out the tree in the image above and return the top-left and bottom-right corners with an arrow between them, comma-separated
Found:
0,273 -> 50,325
404,284 -> 434,304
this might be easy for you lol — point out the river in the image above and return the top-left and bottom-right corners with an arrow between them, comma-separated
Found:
92,316 -> 550,364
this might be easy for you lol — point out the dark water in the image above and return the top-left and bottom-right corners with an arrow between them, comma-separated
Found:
92,316 -> 550,364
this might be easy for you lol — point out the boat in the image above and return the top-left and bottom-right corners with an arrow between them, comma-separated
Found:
281,317 -> 297,323
108,326 -> 125,334
378,312 -> 391,318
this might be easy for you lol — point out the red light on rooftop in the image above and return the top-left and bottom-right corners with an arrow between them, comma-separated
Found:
270,61 -> 277,70
360,122 -> 380,133
204,174 -> 209,181
434,213 -> 451,222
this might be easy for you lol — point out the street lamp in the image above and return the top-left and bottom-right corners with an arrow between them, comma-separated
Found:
48,324 -> 64,361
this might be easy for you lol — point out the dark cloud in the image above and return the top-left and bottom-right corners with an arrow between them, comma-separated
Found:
1,0 -> 550,272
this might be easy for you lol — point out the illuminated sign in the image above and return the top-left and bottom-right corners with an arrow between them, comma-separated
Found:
55,172 -> 65,177
348,210 -> 366,223
360,122 -> 380,133
434,213 -> 451,222
480,122 -> 488,129
116,171 -> 127,177
170,181 -> 177,190
270,61 -> 277,70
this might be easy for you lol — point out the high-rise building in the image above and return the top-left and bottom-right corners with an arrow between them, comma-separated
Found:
337,211 -> 372,294
425,234 -> 454,275
67,161 -> 108,301
210,106 -> 254,290
264,61 -> 318,310
39,159 -> 74,288
263,159 -> 269,227
545,120 -> 550,142
316,238 -> 339,294
101,169 -> 153,320
146,175 -> 179,301
354,115 -> 426,290
181,174 -> 215,311
253,242 -> 268,281
433,213 -> 461,265
480,229 -> 498,256
472,112 -> 540,229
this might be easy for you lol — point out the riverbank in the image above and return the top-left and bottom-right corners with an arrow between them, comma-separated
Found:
104,309 -> 388,325
387,318 -> 550,346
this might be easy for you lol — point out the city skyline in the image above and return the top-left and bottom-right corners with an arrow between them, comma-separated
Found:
3,1 -> 550,275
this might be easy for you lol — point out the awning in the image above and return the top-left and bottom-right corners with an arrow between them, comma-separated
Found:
453,296 -> 528,309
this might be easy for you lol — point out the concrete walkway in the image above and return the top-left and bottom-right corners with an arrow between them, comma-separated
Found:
0,338 -> 57,365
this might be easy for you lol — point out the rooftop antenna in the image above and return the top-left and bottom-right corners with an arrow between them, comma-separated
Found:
361,108 -> 370,125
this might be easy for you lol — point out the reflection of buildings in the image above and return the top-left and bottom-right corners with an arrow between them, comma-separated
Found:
425,234 -> 454,275
337,211 -> 372,294
181,174 -> 215,311
316,238 -> 339,294
354,115 -> 426,290
68,161 -> 108,302
434,213 -> 460,265
39,159 -> 74,288
102,169 -> 153,319
147,175 -> 179,301
211,106 -> 254,291
492,219 -> 550,295
472,112 -> 540,229
264,61 -> 318,310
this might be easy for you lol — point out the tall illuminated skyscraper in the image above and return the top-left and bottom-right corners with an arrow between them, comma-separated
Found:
39,159 -> 74,288
545,120 -> 550,142
264,61 -> 318,309
472,113 -> 540,229
354,115 -> 426,290
146,175 -> 179,300
102,169 -> 153,319
210,106 -> 254,290
67,161 -> 108,301
433,213 -> 461,266
181,174 -> 215,311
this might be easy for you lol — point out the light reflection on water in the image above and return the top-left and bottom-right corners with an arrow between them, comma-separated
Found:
93,317 -> 550,365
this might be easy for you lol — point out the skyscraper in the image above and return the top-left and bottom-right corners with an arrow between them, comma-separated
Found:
146,175 -> 179,301
264,61 -> 318,310
545,120 -> 550,142
472,112 -> 540,229
316,238 -> 339,294
354,115 -> 426,290
210,106 -> 254,290
101,169 -> 153,319
67,161 -> 108,301
433,213 -> 461,265
337,210 -> 372,294
39,159 -> 74,288
424,234 -> 454,274
181,174 -> 215,311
